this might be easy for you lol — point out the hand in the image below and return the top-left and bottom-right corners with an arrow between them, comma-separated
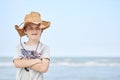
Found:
35,58 -> 42,64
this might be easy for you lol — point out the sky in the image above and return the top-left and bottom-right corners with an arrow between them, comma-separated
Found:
0,0 -> 120,57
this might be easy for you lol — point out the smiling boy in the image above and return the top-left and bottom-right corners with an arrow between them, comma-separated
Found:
13,11 -> 50,80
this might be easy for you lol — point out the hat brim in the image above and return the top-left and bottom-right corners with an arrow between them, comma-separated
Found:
15,21 -> 50,37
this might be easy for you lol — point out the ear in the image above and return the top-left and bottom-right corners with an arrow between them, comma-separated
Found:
23,28 -> 27,35
24,30 -> 27,34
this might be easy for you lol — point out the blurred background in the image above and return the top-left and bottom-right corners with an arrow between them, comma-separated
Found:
0,0 -> 120,80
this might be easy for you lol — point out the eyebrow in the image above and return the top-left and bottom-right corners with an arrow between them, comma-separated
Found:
27,24 -> 40,28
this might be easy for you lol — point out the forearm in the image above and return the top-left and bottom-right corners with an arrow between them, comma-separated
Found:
29,59 -> 50,72
13,58 -> 41,68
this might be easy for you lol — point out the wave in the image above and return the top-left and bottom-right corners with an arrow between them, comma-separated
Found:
50,61 -> 120,67
1,61 -> 120,67
0,62 -> 14,67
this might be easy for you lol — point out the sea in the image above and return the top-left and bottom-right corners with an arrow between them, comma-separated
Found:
0,57 -> 120,80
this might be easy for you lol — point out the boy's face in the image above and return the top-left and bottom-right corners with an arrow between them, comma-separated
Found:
24,23 -> 42,40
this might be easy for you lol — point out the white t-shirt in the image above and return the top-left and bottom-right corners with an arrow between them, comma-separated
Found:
13,42 -> 50,80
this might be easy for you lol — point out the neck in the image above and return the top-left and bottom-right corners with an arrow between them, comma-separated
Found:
26,39 -> 39,46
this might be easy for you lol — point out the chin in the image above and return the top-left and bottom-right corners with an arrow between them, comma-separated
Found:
30,36 -> 39,40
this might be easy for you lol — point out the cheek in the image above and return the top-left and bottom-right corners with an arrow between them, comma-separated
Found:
25,31 -> 30,35
38,31 -> 42,35
24,31 -> 31,37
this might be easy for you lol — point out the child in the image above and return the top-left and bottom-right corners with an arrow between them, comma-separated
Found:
13,11 -> 51,80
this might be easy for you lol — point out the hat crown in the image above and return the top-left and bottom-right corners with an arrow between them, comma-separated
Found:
24,12 -> 42,23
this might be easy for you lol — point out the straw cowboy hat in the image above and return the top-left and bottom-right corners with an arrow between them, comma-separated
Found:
15,11 -> 50,37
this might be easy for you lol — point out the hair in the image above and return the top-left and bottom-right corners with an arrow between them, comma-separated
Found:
23,23 -> 41,31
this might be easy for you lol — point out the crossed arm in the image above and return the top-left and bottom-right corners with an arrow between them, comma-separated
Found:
13,58 -> 50,73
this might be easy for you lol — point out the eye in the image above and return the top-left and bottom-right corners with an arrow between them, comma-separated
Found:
27,27 -> 33,30
35,27 -> 41,30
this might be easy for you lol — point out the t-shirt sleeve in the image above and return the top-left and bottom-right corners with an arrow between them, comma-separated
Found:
41,45 -> 50,60
13,45 -> 24,59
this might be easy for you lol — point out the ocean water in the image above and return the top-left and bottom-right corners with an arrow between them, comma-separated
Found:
0,57 -> 120,80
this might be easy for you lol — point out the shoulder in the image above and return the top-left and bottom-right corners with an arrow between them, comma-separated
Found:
39,42 -> 50,49
38,42 -> 50,52
16,43 -> 22,49
39,42 -> 50,59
